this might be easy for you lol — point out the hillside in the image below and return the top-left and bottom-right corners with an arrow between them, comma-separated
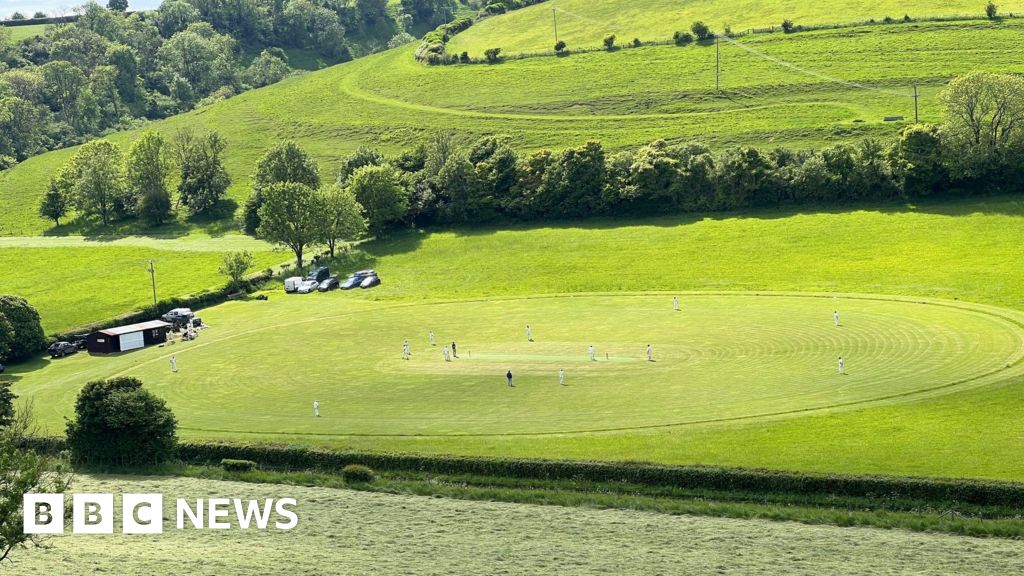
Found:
4,18 -> 1024,236
448,0 -> 1024,55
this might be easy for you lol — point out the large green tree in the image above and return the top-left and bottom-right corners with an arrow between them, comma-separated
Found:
246,141 -> 320,235
347,164 -> 408,235
319,184 -> 368,257
0,296 -> 46,362
56,139 -> 125,225
174,128 -> 231,215
126,131 -> 174,225
257,181 -> 325,270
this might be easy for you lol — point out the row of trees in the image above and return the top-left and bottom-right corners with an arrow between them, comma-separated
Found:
0,0 -> 426,168
39,129 -> 231,227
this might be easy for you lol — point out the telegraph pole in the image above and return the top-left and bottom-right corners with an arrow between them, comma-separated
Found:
715,35 -> 720,91
552,8 -> 558,44
913,85 -> 919,123
148,259 -> 157,306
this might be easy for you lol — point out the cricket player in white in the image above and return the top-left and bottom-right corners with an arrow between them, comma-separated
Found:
526,325 -> 533,341
838,356 -> 845,374
589,345 -> 596,361
429,330 -> 436,346
646,344 -> 653,362
170,356 -> 177,372
403,340 -> 410,360
559,368 -> 565,385
834,310 -> 840,326
673,296 -> 680,311
443,346 -> 451,362
313,400 -> 320,417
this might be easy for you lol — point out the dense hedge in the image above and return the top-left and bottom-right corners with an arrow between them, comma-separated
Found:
176,441 -> 1024,508
52,269 -> 273,341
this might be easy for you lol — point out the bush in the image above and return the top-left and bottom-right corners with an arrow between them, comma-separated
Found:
0,296 -> 46,363
603,34 -> 616,50
221,459 -> 257,472
554,40 -> 566,53
781,19 -> 796,33
987,2 -> 998,18
631,38 -> 642,48
460,51 -> 470,63
484,47 -> 502,63
342,464 -> 376,483
691,21 -> 713,41
65,377 -> 178,466
673,31 -> 694,46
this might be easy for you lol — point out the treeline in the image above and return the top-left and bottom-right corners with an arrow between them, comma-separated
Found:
0,0 -> 425,169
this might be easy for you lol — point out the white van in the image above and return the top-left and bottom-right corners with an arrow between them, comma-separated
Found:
284,276 -> 304,293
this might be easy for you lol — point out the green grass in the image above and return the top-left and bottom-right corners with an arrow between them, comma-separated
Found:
9,474 -> 1024,575
10,194 -> 1024,480
1,23 -> 46,42
0,234 -> 285,333
448,0 -> 1024,55
5,19 -> 1024,235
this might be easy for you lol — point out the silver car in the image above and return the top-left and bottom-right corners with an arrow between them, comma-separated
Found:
296,280 -> 320,294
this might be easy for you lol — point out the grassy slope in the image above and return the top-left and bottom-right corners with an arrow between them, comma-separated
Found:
10,195 -> 1024,480
448,0 -> 1024,54
11,475 -> 1024,575
6,19 -> 1024,235
0,235 -> 284,333
1,23 -> 46,42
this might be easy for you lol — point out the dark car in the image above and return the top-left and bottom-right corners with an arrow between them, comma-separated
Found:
359,274 -> 381,289
69,334 -> 88,350
48,341 -> 78,358
318,275 -> 340,292
341,269 -> 375,290
306,267 -> 330,283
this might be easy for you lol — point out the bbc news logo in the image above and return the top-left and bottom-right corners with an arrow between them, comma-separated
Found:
24,494 -> 299,534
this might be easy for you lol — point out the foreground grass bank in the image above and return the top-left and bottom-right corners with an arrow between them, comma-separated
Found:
11,474 -> 1024,575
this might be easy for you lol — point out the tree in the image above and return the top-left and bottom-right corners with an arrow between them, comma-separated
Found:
219,250 -> 255,290
107,0 -> 129,12
347,164 -> 408,235
782,19 -> 796,33
156,23 -> 237,101
436,153 -> 489,223
400,0 -> 456,26
0,296 -> 46,362
9,12 -> 25,21
603,34 -> 616,50
242,189 -> 265,236
257,182 -> 325,270
245,49 -> 290,87
41,60 -> 91,129
175,129 -> 231,215
56,139 -> 125,225
106,44 -> 142,105
0,96 -> 45,161
154,0 -> 201,38
0,384 -> 14,428
554,40 -> 566,53
673,31 -> 694,45
536,141 -> 606,218
32,11 -> 47,18
253,141 -> 320,193
986,2 -> 998,18
319,185 -> 368,257
337,146 -> 385,184
0,406 -> 73,563
65,376 -> 178,466
691,21 -> 713,41
484,47 -> 502,63
283,0 -> 350,60
940,72 -> 1024,151
888,124 -> 946,197
38,179 -> 69,226
126,131 -> 174,225
0,313 -> 13,362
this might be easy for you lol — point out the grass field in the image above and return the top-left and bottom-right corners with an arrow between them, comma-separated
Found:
448,0 -> 1024,55
1,23 -> 46,42
8,195 -> 1024,479
10,474 -> 1024,575
0,234 -> 284,333
4,18 -> 1024,235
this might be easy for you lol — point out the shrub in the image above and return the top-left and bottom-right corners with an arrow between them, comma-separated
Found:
781,19 -> 796,33
987,2 -> 998,18
460,51 -> 470,63
554,40 -> 566,53
0,296 -> 46,363
65,377 -> 178,466
673,31 -> 694,46
484,47 -> 502,63
603,34 -> 616,50
342,464 -> 376,483
691,21 -> 713,40
631,38 -> 641,48
903,14 -> 912,22
221,459 -> 257,472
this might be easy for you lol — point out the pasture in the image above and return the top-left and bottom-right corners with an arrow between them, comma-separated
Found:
448,0 -> 1024,55
5,19 -> 1024,235
10,474 -> 1024,575
1,23 -> 46,42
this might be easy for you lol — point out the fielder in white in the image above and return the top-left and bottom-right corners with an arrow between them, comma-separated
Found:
443,346 -> 451,362
838,356 -> 845,374
673,296 -> 680,311
589,345 -> 596,361
646,344 -> 653,362
834,310 -> 841,327
559,368 -> 565,386
526,324 -> 533,342
429,330 -> 436,346
402,340 -> 410,360
313,400 -> 320,417
170,356 -> 177,372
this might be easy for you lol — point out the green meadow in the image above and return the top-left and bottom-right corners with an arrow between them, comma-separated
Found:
448,0 -> 1024,55
10,475 -> 1024,575
5,19 -> 1024,235
1,23 -> 46,42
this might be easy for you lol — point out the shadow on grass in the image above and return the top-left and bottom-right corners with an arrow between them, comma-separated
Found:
41,199 -> 241,240
2,355 -> 52,383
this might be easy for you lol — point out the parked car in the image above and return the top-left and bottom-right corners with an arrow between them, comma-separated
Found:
48,341 -> 78,358
69,334 -> 88,349
318,276 -> 340,292
161,308 -> 194,325
284,276 -> 304,293
360,274 -> 381,289
306,267 -> 330,282
341,269 -> 376,290
296,280 -> 320,294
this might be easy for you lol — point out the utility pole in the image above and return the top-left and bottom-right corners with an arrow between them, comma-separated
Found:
552,8 -> 558,44
715,35 -> 720,91
148,259 -> 157,306
913,85 -> 919,123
